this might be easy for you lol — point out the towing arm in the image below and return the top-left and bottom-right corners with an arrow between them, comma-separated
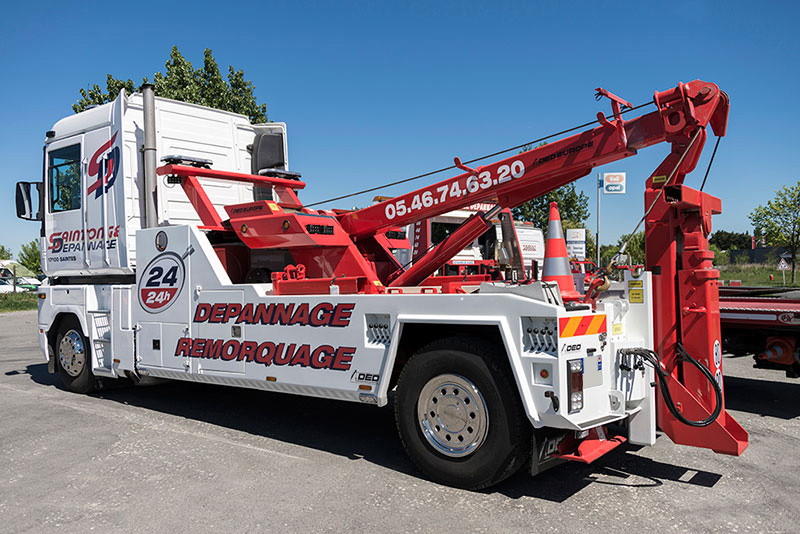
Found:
339,80 -> 747,456
336,80 -> 729,240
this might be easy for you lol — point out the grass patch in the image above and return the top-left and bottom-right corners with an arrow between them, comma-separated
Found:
718,263 -> 799,287
0,291 -> 39,312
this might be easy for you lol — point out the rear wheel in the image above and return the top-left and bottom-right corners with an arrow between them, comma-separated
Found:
55,317 -> 96,393
394,336 -> 530,489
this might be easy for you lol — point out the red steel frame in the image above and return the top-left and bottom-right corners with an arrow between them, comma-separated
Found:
155,80 -> 748,456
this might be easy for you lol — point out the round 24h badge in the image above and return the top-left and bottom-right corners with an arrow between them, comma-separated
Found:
138,252 -> 186,313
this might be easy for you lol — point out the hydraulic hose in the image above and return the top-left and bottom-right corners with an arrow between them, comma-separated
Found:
619,344 -> 723,427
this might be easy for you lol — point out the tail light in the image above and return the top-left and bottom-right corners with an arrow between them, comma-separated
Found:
568,358 -> 584,413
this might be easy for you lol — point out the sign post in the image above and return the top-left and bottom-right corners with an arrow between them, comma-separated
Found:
597,172 -> 626,266
778,257 -> 790,286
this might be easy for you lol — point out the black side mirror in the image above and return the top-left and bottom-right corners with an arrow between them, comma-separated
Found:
16,181 -> 43,221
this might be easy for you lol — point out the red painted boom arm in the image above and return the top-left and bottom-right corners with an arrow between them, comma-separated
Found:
337,80 -> 729,238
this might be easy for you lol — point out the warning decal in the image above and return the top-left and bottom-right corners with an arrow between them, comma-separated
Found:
558,315 -> 607,338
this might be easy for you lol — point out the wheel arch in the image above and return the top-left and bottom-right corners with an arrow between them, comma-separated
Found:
46,310 -> 89,373
379,316 -> 537,425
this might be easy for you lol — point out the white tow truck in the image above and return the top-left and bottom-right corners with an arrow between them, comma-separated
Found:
15,81 -> 747,489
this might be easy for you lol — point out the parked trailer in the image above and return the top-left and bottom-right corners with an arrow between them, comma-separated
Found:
720,286 -> 800,377
15,81 -> 747,489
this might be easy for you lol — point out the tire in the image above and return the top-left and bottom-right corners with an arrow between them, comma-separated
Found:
394,336 -> 531,489
54,316 -> 96,394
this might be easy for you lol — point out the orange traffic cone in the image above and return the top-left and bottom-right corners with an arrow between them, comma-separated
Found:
757,337 -> 796,366
542,202 -> 581,301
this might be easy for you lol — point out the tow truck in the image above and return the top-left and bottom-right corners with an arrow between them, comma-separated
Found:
15,80 -> 747,489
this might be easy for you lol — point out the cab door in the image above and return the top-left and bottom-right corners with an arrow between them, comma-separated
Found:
43,135 -> 86,274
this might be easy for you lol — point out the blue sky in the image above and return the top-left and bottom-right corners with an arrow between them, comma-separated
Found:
1,0 -> 798,258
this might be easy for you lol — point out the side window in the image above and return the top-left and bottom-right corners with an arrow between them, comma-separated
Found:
49,144 -> 81,212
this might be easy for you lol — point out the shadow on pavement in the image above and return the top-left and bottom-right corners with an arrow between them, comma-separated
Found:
496,444 -> 722,501
5,362 -> 59,386
723,374 -> 800,419
15,362 -> 724,500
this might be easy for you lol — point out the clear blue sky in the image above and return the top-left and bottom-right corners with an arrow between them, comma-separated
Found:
1,0 -> 798,258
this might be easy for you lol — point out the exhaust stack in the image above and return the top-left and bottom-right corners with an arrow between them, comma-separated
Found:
142,84 -> 158,228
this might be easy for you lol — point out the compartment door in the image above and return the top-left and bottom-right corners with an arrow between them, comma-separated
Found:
193,290 -> 246,375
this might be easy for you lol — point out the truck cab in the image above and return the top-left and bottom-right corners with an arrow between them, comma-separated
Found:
17,89 -> 290,281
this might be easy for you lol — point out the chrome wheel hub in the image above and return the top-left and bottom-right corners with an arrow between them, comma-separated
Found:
417,374 -> 488,457
58,330 -> 85,377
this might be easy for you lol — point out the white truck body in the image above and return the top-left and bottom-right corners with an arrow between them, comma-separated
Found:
29,92 -> 658,486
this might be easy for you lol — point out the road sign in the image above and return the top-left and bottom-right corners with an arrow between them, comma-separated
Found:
778,258 -> 790,271
603,172 -> 626,194
566,228 -> 586,259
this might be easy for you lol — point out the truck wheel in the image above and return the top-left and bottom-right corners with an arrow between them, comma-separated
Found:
55,317 -> 96,394
394,336 -> 530,489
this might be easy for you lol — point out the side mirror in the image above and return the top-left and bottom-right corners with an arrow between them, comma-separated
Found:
16,181 -> 42,221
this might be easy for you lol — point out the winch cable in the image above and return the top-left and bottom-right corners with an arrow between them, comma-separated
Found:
619,344 -> 723,427
304,101 -> 654,208
699,134 -> 722,191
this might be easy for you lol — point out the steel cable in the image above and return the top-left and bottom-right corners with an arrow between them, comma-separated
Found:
304,101 -> 654,208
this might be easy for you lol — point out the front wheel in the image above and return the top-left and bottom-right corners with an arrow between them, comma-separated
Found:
394,336 -> 531,489
54,317 -> 96,394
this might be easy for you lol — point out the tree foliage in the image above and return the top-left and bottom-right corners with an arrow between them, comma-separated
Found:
73,47 -> 268,123
750,181 -> 800,282
0,245 -> 11,260
709,230 -> 751,250
599,231 -> 645,267
512,183 -> 590,231
708,244 -> 730,266
18,240 -> 42,275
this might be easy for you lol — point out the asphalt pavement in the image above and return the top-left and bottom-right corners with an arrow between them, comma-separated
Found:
1,310 -> 797,533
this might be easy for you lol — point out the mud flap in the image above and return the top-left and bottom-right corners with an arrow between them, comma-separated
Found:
530,430 -> 568,476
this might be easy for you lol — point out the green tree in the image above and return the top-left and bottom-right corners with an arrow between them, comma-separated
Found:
617,231 -> 645,265
750,181 -> 800,283
18,240 -> 42,275
73,47 -> 268,123
0,245 -> 11,260
709,230 -> 751,250
598,231 -> 645,268
599,243 -> 618,267
708,244 -> 730,266
512,183 -> 590,231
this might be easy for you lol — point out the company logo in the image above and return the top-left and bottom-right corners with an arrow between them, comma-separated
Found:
47,226 -> 119,253
138,252 -> 185,313
350,371 -> 380,383
87,132 -> 120,199
602,172 -> 626,194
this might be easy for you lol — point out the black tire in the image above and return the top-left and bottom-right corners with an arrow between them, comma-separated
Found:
54,316 -> 96,394
394,336 -> 531,489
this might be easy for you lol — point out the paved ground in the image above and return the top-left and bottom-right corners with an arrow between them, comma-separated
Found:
1,309 -> 798,533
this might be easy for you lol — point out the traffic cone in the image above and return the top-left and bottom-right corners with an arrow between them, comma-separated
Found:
542,202 -> 581,301
757,337 -> 796,366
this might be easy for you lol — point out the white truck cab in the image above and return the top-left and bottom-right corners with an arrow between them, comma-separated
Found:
24,90 -> 288,279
